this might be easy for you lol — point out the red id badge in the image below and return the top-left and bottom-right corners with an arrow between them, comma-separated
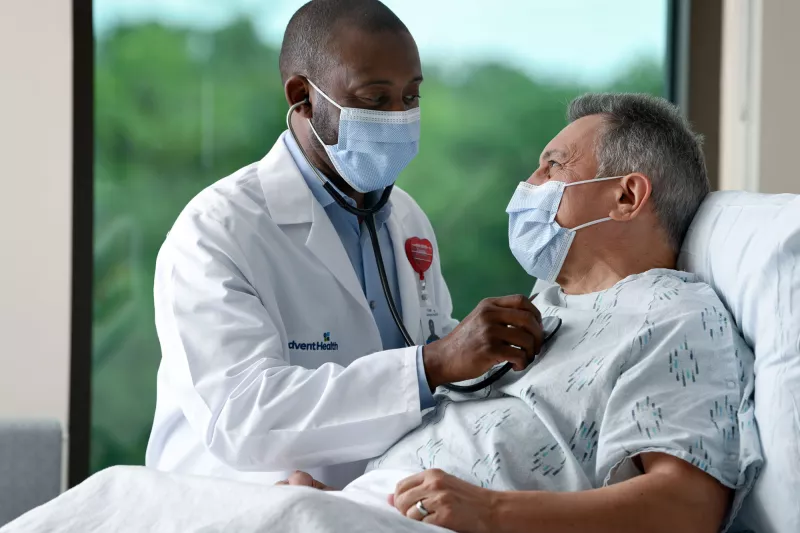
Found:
405,237 -> 433,280
406,237 -> 439,340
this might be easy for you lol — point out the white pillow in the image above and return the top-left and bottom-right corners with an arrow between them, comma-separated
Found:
678,191 -> 800,533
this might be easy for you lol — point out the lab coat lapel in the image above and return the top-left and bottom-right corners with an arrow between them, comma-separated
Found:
259,136 -> 371,314
387,209 -> 422,345
305,200 -> 372,314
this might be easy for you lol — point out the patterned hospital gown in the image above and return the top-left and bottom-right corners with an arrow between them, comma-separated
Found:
366,269 -> 763,529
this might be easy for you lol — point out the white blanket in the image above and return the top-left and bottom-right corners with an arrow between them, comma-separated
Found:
0,467 -> 446,533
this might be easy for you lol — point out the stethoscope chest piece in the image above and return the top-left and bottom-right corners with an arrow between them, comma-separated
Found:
442,315 -> 562,393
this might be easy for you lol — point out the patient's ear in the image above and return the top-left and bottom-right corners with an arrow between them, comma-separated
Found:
609,172 -> 651,222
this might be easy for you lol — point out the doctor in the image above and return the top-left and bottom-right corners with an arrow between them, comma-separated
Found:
146,0 -> 543,488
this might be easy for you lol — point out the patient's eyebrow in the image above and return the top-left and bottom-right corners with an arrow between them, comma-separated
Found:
540,148 -> 569,164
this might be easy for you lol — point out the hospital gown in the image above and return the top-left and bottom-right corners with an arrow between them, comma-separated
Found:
364,269 -> 763,529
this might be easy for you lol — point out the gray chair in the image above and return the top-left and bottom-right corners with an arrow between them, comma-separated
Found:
0,420 -> 63,527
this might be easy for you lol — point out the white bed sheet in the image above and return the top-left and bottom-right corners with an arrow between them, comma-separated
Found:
0,466 -> 444,533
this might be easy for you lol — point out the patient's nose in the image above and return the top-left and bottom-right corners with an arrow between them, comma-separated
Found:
526,166 -> 547,185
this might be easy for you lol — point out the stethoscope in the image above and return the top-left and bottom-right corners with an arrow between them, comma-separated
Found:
287,101 -> 562,393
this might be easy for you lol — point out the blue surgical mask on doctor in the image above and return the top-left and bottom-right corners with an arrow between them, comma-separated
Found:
506,176 -> 623,283
306,79 -> 420,194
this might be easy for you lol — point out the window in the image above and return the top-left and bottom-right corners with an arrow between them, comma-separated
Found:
91,0 -> 670,472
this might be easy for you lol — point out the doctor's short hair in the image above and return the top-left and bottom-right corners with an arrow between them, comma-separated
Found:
279,0 -> 410,85
567,93 -> 709,253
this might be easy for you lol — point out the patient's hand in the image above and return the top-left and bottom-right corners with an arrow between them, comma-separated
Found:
275,470 -> 337,491
390,469 -> 494,533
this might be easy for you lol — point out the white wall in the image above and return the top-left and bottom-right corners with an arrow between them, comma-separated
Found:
719,0 -> 800,193
756,0 -> 800,194
0,2 -> 73,436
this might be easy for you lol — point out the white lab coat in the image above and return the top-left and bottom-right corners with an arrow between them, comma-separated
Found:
146,136 -> 458,488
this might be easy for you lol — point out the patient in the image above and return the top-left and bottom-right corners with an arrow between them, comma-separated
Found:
282,93 -> 763,533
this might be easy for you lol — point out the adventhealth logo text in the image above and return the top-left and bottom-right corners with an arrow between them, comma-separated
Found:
288,332 -> 339,351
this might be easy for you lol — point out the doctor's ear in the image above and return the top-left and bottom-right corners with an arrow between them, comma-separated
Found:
609,172 -> 652,222
284,75 -> 313,118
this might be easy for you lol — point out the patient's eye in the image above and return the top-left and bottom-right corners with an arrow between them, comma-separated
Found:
548,160 -> 561,169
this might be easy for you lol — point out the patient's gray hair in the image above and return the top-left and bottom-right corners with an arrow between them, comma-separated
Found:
568,93 -> 709,252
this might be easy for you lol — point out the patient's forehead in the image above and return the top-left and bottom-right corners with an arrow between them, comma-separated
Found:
541,114 -> 604,169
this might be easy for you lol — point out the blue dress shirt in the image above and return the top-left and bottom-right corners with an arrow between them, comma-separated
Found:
283,132 -> 435,410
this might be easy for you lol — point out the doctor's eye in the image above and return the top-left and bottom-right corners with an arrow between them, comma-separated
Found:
357,92 -> 389,106
548,160 -> 561,169
404,94 -> 422,105
368,95 -> 389,106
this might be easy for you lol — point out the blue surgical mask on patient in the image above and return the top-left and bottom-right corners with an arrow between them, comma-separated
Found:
506,176 -> 623,283
306,80 -> 420,194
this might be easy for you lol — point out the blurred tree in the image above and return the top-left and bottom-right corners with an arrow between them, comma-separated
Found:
92,20 -> 665,471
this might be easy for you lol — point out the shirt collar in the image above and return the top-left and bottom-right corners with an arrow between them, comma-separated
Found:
282,131 -> 392,225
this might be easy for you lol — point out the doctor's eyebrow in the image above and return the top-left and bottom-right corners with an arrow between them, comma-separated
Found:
358,75 -> 424,88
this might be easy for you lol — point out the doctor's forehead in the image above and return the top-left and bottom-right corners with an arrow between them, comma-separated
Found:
279,0 -> 419,86
333,26 -> 422,87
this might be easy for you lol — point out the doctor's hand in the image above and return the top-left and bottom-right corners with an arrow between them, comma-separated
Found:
275,471 -> 337,491
422,295 -> 543,389
390,469 -> 495,533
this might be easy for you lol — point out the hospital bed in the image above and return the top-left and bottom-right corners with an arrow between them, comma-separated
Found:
2,191 -> 798,533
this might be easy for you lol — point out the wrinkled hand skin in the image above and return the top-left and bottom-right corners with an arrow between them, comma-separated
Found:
389,469 -> 495,533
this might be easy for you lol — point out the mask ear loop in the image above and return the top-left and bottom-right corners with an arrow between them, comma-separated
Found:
305,78 -> 351,170
304,111 -> 351,182
561,175 -> 622,231
563,175 -> 625,188
286,97 -> 331,187
306,79 -> 342,110
570,217 -> 612,232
